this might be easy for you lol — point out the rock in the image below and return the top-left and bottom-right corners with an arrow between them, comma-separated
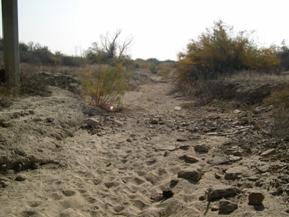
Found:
219,200 -> 238,214
194,144 -> 209,154
174,106 -> 182,111
256,164 -> 270,173
162,190 -> 174,200
0,179 -> 9,188
260,148 -> 275,157
0,120 -> 12,128
176,138 -> 187,142
150,191 -> 163,202
178,145 -> 190,150
113,120 -> 124,126
82,106 -> 104,116
211,205 -> 219,212
208,185 -> 241,201
146,159 -> 157,165
248,192 -> 264,206
207,156 -> 230,165
179,155 -> 199,164
149,118 -> 160,125
62,190 -> 76,197
254,106 -> 266,114
113,205 -> 125,213
224,166 -> 247,180
199,195 -> 206,201
177,170 -> 202,183
168,179 -> 179,188
46,117 -> 55,123
215,173 -> 222,180
233,109 -> 242,114
15,175 -> 26,182
81,118 -> 100,134
228,155 -> 242,162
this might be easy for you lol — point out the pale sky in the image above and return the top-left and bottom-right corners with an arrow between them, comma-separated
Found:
0,0 -> 288,60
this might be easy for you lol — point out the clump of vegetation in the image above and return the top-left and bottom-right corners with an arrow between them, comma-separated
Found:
264,86 -> 289,138
177,21 -> 280,88
278,41 -> 289,71
81,64 -> 130,111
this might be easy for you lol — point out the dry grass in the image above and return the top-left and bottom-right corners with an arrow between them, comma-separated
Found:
264,86 -> 289,139
221,71 -> 289,82
81,64 -> 129,111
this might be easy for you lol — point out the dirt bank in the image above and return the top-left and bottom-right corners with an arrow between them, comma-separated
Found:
0,76 -> 288,217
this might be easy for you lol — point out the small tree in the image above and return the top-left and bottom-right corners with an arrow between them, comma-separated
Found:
85,30 -> 132,64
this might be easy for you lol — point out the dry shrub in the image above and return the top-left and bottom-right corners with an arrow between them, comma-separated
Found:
20,64 -> 50,96
264,87 -> 289,138
81,64 -> 129,111
177,21 -> 280,90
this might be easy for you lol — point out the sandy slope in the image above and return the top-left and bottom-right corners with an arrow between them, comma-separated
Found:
0,77 -> 288,217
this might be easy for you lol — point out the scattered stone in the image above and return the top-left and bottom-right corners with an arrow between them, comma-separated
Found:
113,205 -> 125,213
215,173 -> 222,180
176,138 -> 187,142
22,210 -> 41,217
179,155 -> 199,164
46,117 -> 55,123
260,148 -> 275,157
146,159 -> 157,165
113,120 -> 124,126
162,190 -> 174,200
224,166 -> 247,180
233,109 -> 242,114
194,144 -> 209,154
0,120 -> 12,128
199,195 -> 206,201
151,191 -> 163,202
149,118 -> 159,125
82,106 -> 104,116
15,175 -> 26,182
207,156 -> 230,165
168,179 -> 179,188
219,200 -> 238,214
174,106 -> 182,111
81,118 -> 100,134
228,155 -> 242,162
177,169 -> 202,183
211,205 -> 219,212
208,185 -> 241,201
248,192 -> 265,206
256,164 -> 270,173
62,190 -> 76,197
0,179 -> 9,188
247,176 -> 259,182
178,145 -> 190,150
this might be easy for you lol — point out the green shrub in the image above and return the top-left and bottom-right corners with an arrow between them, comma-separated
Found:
81,64 -> 129,111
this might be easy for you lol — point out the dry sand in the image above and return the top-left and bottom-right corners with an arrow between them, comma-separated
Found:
0,76 -> 288,217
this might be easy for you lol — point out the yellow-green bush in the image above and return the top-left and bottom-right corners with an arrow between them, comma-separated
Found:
81,64 -> 129,111
177,21 -> 280,85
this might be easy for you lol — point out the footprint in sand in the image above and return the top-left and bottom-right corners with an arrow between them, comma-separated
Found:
62,190 -> 76,197
59,208 -> 85,217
